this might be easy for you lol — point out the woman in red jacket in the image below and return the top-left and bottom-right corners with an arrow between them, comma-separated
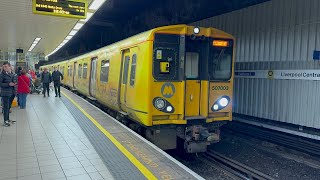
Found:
17,69 -> 30,109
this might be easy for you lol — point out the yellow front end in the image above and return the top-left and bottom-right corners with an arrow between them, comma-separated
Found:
149,25 -> 234,152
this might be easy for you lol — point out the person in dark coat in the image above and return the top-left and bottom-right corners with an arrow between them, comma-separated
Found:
41,67 -> 52,97
8,67 -> 17,112
52,67 -> 63,97
0,62 -> 16,127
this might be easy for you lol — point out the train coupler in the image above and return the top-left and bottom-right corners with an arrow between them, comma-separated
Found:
184,125 -> 220,153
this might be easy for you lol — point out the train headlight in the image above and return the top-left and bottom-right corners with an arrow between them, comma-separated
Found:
212,96 -> 230,111
194,27 -> 200,34
213,104 -> 219,111
154,98 -> 165,110
153,97 -> 175,113
219,97 -> 229,107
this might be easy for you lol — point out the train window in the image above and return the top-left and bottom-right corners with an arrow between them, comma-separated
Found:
83,63 -> 88,78
185,52 -> 199,79
59,66 -> 63,76
68,66 -> 72,76
100,60 -> 110,83
78,64 -> 82,78
130,54 -> 137,86
153,34 -> 180,81
122,56 -> 130,84
209,45 -> 233,80
61,66 -> 64,76
153,48 -> 178,81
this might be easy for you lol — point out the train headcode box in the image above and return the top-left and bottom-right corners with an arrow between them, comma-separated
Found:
32,0 -> 87,19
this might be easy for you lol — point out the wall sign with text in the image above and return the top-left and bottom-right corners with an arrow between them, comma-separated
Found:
32,0 -> 87,19
235,70 -> 320,81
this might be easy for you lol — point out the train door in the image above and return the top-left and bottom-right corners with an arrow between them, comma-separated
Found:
185,52 -> 201,117
73,62 -> 77,88
123,47 -> 138,109
119,50 -> 130,110
89,57 -> 98,97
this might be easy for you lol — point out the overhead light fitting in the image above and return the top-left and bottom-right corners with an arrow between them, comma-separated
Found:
46,0 -> 107,58
28,37 -> 41,52
65,36 -> 73,40
80,12 -> 93,22
73,23 -> 84,30
89,0 -> 107,10
69,30 -> 78,36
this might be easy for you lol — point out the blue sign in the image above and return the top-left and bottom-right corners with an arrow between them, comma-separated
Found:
313,50 -> 320,60
235,72 -> 256,77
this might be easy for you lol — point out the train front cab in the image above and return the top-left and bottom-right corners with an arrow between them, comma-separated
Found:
149,25 -> 234,153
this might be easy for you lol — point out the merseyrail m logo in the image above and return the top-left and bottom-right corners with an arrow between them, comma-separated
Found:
161,83 -> 175,98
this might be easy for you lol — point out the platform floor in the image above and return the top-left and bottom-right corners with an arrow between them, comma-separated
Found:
0,89 -> 203,180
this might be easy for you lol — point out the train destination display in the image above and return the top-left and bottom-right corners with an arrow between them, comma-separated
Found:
32,0 -> 87,19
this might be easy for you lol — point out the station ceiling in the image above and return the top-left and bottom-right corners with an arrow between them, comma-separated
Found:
0,0 -> 269,60
0,0 -> 93,55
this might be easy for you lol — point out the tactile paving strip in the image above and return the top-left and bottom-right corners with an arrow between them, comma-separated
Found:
62,97 -> 147,180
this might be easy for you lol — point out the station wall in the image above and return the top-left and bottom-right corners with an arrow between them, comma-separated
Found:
192,0 -> 320,129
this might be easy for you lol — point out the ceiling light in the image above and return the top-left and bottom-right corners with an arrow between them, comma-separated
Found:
80,12 -> 93,22
65,36 -> 73,40
63,40 -> 68,43
89,0 -> 106,10
28,37 -> 41,52
69,30 -> 78,36
73,23 -> 84,30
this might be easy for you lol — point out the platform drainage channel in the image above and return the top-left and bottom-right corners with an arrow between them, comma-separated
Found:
62,97 -> 146,180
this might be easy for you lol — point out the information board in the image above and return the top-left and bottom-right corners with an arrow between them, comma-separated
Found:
32,0 -> 87,19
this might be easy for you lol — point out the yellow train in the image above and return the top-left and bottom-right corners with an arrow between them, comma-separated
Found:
41,25 -> 235,153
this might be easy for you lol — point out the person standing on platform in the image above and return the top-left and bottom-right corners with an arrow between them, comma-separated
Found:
0,62 -> 16,127
8,67 -> 17,113
52,67 -> 63,97
17,69 -> 30,109
41,67 -> 52,97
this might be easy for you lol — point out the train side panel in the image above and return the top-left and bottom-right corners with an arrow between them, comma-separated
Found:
66,61 -> 74,89
120,43 -> 151,126
95,51 -> 121,111
74,57 -> 91,96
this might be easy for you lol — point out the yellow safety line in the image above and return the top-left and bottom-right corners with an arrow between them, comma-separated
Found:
62,92 -> 157,180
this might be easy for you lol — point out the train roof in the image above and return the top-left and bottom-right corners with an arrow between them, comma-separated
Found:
44,24 -> 234,65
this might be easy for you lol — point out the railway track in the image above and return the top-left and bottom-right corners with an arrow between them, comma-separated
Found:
203,150 -> 275,180
225,121 -> 320,157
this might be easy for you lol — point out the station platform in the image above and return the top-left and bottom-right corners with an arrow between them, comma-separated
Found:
0,89 -> 204,180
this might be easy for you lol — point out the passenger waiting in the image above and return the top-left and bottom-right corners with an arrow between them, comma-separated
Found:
0,62 -> 16,127
52,67 -> 63,97
17,69 -> 30,109
41,67 -> 52,97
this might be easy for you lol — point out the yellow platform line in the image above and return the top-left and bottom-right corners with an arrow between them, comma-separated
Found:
62,92 -> 157,180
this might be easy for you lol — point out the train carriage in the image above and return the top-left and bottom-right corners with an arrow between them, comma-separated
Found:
42,24 -> 235,153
